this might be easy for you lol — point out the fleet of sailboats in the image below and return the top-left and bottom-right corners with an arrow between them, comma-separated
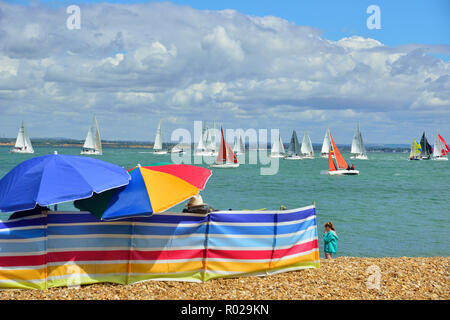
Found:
10,121 -> 34,154
153,120 -> 168,154
81,116 -> 102,155
8,118 -> 449,174
211,128 -> 239,168
270,132 -> 285,158
300,132 -> 314,159
284,130 -> 302,160
350,124 -> 368,160
433,134 -> 449,161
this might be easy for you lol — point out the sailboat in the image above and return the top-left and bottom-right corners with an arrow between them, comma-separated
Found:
328,131 -> 359,175
301,131 -> 314,159
419,132 -> 433,160
433,134 -> 449,161
10,121 -> 34,154
321,128 -> 331,158
195,121 -> 211,156
284,130 -> 302,160
350,124 -> 368,160
409,140 -> 422,160
233,133 -> 245,155
81,116 -> 102,155
211,128 -> 239,168
170,144 -> 184,154
270,132 -> 285,158
153,120 -> 168,154
207,121 -> 219,156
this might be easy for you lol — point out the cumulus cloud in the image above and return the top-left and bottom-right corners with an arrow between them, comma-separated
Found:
0,1 -> 449,143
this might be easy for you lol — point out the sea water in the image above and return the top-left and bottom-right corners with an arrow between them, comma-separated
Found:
0,146 -> 449,258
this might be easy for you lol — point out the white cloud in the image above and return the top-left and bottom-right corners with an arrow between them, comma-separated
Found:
0,1 -> 448,143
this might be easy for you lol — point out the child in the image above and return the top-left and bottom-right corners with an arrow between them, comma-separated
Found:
323,222 -> 339,259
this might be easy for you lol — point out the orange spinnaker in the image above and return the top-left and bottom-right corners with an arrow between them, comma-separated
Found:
329,132 -> 348,169
328,147 -> 337,171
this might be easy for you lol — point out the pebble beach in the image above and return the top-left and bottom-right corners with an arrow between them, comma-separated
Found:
1,257 -> 448,300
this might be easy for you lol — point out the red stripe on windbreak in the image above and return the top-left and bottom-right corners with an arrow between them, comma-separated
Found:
2,240 -> 319,266
208,240 -> 318,260
47,250 -> 130,262
0,254 -> 46,267
131,249 -> 205,261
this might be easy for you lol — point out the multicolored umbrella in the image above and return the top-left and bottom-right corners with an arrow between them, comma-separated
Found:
0,154 -> 131,212
74,163 -> 212,220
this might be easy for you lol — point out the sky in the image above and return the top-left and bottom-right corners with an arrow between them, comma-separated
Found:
0,0 -> 449,144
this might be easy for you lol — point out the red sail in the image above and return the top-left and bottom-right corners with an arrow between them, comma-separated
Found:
328,147 -> 337,171
438,134 -> 449,156
226,143 -> 238,163
216,128 -> 227,164
329,132 -> 348,169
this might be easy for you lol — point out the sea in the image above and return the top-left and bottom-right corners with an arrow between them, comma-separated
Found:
1,146 -> 449,258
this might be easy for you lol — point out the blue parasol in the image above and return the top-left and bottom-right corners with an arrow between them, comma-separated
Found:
0,154 -> 130,212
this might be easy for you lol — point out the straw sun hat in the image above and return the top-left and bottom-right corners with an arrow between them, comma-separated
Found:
185,194 -> 206,207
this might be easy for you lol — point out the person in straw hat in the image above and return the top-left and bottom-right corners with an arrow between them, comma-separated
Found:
182,194 -> 216,214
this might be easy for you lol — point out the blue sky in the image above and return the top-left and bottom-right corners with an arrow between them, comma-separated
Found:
9,0 -> 450,50
0,1 -> 449,143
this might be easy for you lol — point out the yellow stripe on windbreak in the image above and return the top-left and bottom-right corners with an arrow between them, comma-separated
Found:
139,167 -> 200,213
205,251 -> 318,273
47,263 -> 129,278
0,268 -> 46,281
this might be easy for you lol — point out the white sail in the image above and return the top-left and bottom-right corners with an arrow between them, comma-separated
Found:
11,121 -> 34,153
207,121 -> 217,153
351,124 -> 362,154
233,134 -> 245,154
196,122 -> 207,152
271,133 -> 285,157
321,128 -> 330,155
288,130 -> 300,155
82,116 -> 102,155
154,120 -> 163,151
301,132 -> 314,157
433,136 -> 441,157
350,124 -> 367,159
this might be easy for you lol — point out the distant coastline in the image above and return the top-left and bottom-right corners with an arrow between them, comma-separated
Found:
0,138 -> 409,152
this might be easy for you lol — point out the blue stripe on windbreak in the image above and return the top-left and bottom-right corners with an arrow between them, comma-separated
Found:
0,228 -> 45,240
209,208 -> 315,224
47,237 -> 131,249
133,236 -> 205,249
47,225 -> 132,236
47,214 -> 101,224
0,217 -> 46,230
131,214 -> 208,224
133,224 -> 208,236
47,219 -> 314,237
208,218 -> 315,236
47,236 -> 204,250
0,240 -> 46,253
207,228 -> 317,248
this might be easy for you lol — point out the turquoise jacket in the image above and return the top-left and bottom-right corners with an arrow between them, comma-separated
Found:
323,231 -> 339,254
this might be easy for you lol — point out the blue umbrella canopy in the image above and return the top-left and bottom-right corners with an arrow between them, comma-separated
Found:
0,154 -> 131,212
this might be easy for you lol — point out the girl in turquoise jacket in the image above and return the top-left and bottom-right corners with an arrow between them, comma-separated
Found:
323,222 -> 339,259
